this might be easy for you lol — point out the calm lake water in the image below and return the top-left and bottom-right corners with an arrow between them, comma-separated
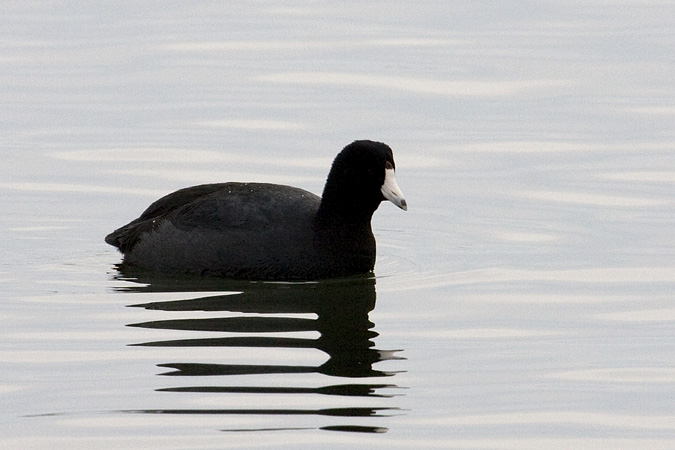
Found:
2,1 -> 675,449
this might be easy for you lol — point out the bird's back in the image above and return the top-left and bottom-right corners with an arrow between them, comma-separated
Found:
107,183 -> 322,278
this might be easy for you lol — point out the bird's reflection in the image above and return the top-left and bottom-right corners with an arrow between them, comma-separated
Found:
118,268 -> 404,433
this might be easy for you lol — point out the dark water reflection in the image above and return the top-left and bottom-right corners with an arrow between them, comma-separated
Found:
117,271 -> 404,433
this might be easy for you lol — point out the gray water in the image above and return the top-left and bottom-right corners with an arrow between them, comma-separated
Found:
2,2 -> 675,449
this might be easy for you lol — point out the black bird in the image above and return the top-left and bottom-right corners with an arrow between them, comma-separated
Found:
105,140 -> 407,280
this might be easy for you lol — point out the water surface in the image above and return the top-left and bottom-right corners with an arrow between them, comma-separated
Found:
2,1 -> 674,449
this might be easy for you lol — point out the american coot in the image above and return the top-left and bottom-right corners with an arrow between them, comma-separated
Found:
105,140 -> 407,280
